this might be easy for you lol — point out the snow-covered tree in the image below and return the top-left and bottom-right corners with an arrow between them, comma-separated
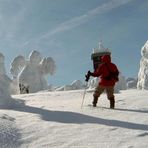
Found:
0,53 -> 12,97
0,52 -> 17,107
137,41 -> 148,90
16,50 -> 56,93
39,57 -> 56,75
10,55 -> 26,79
10,55 -> 26,94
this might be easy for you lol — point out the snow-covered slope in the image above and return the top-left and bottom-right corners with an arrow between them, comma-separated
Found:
0,89 -> 148,148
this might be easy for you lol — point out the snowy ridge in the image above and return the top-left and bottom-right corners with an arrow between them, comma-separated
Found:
0,89 -> 147,147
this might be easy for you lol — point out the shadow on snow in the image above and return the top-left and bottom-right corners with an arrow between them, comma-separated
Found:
98,106 -> 148,114
2,98 -> 148,131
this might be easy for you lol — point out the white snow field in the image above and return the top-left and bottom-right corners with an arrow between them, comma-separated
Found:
0,89 -> 148,148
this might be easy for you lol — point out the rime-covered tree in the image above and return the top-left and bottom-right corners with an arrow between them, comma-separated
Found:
0,52 -> 17,107
10,55 -> 26,79
10,50 -> 56,93
137,41 -> 148,90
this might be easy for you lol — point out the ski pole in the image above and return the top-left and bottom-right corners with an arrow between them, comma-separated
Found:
81,72 -> 90,109
81,82 -> 88,109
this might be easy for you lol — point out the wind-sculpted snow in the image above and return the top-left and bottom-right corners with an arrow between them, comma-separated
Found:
10,50 -> 56,94
137,40 -> 148,90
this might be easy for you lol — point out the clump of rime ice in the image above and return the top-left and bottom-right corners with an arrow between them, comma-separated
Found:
0,53 -> 12,97
92,41 -> 111,53
0,53 -> 19,108
10,55 -> 26,94
10,50 -> 56,94
137,41 -> 148,90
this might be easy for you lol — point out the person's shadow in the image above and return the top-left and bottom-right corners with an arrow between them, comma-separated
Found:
100,106 -> 148,114
2,97 -> 148,131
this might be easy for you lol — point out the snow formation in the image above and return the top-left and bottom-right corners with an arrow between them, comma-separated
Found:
0,53 -> 20,108
0,53 -> 12,98
10,50 -> 56,94
10,55 -> 26,94
137,41 -> 148,90
92,41 -> 110,53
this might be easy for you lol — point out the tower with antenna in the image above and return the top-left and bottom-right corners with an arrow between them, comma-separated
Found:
91,41 -> 111,70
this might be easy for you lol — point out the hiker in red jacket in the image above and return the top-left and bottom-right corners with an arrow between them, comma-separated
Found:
87,55 -> 119,109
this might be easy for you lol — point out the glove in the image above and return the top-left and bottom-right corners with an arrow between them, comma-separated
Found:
85,71 -> 92,82
88,71 -> 92,76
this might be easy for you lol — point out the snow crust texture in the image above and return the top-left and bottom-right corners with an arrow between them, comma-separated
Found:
0,114 -> 21,148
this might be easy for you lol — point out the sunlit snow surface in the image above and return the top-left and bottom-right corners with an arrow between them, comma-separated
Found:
0,89 -> 148,148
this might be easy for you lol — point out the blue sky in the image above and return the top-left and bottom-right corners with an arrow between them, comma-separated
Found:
0,0 -> 148,86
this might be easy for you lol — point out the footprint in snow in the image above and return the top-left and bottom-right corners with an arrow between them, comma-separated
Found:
110,128 -> 118,131
0,114 -> 15,121
137,132 -> 148,137
116,100 -> 124,102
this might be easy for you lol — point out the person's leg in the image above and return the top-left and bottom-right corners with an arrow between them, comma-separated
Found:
106,86 -> 115,109
93,85 -> 104,107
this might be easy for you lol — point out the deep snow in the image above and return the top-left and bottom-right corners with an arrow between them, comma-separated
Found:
0,89 -> 148,148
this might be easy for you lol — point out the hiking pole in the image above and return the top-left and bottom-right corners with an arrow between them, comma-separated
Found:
81,72 -> 90,109
81,82 -> 88,109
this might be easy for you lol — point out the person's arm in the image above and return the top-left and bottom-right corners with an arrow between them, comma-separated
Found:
88,65 -> 102,77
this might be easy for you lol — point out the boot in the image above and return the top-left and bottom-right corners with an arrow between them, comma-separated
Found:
92,96 -> 98,107
109,97 -> 115,109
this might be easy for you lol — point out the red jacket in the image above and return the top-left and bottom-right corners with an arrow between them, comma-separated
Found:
92,55 -> 119,86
